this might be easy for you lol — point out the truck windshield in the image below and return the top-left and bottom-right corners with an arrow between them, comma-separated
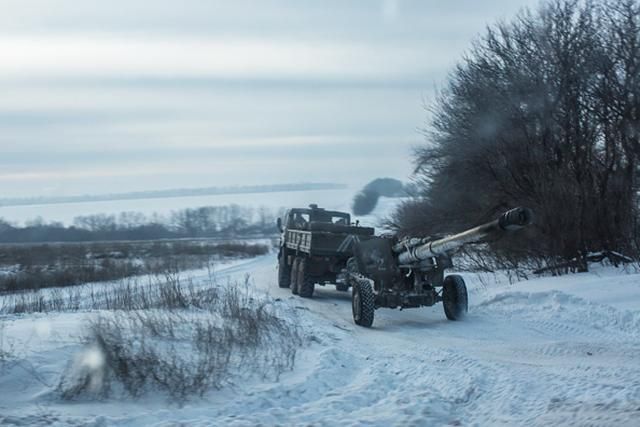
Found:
331,215 -> 350,225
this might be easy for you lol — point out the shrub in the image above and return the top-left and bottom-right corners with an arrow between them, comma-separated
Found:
352,190 -> 380,215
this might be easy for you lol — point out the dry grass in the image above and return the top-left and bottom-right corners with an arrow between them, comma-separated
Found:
0,240 -> 268,292
51,273 -> 302,402
2,248 -> 304,402
0,268 -> 220,315
0,322 -> 13,365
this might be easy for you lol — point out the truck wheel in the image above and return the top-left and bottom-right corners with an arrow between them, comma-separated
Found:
352,277 -> 375,327
297,258 -> 315,298
443,274 -> 468,321
290,258 -> 300,295
278,254 -> 291,288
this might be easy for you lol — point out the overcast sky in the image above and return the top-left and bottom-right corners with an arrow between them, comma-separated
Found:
0,0 -> 540,198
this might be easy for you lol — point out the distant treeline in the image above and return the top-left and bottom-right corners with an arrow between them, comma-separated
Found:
0,182 -> 346,207
0,205 -> 281,243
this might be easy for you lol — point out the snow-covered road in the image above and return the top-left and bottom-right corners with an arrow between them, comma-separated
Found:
204,254 -> 640,426
1,254 -> 639,426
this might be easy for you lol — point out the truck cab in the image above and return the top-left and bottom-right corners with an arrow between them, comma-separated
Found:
279,204 -> 351,232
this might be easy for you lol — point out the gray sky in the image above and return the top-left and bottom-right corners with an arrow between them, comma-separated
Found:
0,0 -> 540,198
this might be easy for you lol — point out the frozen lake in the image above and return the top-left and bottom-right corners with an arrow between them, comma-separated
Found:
0,188 -> 401,228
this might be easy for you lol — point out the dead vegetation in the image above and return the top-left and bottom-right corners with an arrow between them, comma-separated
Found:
16,270 -> 306,402
59,300 -> 299,400
0,240 -> 268,292
0,236 -> 299,402
0,322 -> 13,365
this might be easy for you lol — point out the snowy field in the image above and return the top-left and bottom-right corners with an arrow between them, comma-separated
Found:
1,252 -> 639,426
0,188 -> 393,227
1,197 -> 638,426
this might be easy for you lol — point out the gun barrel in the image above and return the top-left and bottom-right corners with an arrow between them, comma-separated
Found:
396,207 -> 533,264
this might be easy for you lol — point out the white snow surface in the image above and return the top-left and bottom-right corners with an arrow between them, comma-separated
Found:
1,257 -> 640,426
0,188 -> 356,226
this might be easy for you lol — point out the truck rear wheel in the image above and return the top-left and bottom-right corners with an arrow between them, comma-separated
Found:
290,257 -> 300,295
278,254 -> 291,288
352,277 -> 375,327
443,274 -> 468,321
297,258 -> 315,298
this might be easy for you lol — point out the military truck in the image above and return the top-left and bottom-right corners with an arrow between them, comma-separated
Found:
276,204 -> 374,297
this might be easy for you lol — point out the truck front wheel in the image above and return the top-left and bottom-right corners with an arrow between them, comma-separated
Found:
297,258 -> 315,298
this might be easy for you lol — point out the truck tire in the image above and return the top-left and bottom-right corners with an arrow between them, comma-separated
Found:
290,257 -> 300,295
297,258 -> 315,298
352,277 -> 375,327
278,253 -> 291,288
443,274 -> 468,321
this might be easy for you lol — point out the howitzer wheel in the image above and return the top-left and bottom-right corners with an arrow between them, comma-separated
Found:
290,257 -> 300,295
443,274 -> 468,321
297,258 -> 315,298
278,253 -> 291,288
351,276 -> 375,327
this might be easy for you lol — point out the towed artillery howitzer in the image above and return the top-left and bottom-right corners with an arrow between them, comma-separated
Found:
341,207 -> 533,327
275,205 -> 532,327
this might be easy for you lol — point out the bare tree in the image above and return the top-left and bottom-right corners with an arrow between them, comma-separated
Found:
394,0 -> 640,267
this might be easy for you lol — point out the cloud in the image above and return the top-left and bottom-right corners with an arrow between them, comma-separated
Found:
0,0 -> 542,198
0,35 -> 443,82
382,0 -> 400,21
